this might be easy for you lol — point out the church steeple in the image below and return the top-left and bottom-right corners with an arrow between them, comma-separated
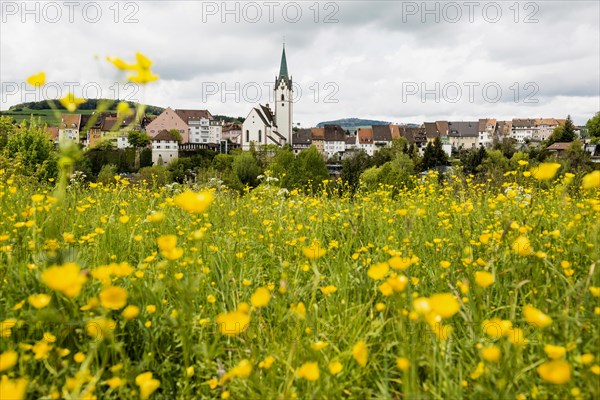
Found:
279,44 -> 289,82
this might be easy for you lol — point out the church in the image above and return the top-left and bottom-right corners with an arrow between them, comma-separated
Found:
241,45 -> 293,150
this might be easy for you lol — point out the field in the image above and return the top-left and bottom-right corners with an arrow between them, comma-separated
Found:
0,170 -> 599,399
0,109 -> 97,126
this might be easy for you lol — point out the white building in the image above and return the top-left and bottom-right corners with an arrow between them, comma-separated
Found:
478,118 -> 497,148
242,44 -> 293,150
534,118 -> 565,141
356,128 -> 374,156
511,119 -> 537,143
58,114 -> 81,142
323,125 -> 346,159
117,135 -> 130,149
152,130 -> 179,166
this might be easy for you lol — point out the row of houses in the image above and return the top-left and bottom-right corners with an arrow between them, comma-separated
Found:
289,117 -> 576,160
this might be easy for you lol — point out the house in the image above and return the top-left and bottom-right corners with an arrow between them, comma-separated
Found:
400,126 -> 427,150
311,128 -> 325,155
176,109 -> 214,144
372,125 -> 393,148
145,107 -> 190,143
448,121 -> 479,150
222,122 -> 242,144
356,128 -> 374,156
546,142 -> 573,156
534,118 -> 565,142
45,126 -> 59,144
323,125 -> 346,159
496,121 -> 512,139
478,118 -> 497,148
241,45 -> 293,150
292,128 -> 312,155
511,118 -> 537,143
151,129 -> 179,166
344,133 -> 357,154
58,114 -> 81,142
424,122 -> 440,143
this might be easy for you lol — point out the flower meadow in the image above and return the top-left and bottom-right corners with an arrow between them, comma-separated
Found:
0,167 -> 598,400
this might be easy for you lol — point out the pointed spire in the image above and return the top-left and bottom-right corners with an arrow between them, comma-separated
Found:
279,43 -> 289,81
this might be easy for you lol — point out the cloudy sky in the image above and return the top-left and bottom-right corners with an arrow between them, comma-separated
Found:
1,0 -> 598,126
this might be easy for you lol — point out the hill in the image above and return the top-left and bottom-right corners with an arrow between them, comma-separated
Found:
317,118 -> 391,130
1,99 -> 164,126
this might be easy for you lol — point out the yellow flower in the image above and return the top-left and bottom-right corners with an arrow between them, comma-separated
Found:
512,236 -> 533,256
311,341 -> 328,351
74,352 -> 86,363
59,92 -> 86,112
216,310 -> 250,336
106,56 -> 137,70
352,341 -> 368,367
474,271 -> 494,288
146,305 -> 157,314
523,305 -> 552,328
291,302 -> 306,318
579,353 -> 595,365
250,287 -> 271,308
258,355 -> 275,369
136,372 -> 161,400
31,194 -> 44,203
26,72 -> 46,87
0,350 -> 18,372
470,361 -> 487,380
0,376 -> 28,400
429,293 -> 460,319
128,69 -> 160,84
518,160 -> 529,166
439,260 -> 451,269
146,211 -> 165,223
28,294 -> 51,309
480,346 -> 501,363
544,344 -> 567,360
118,215 -> 130,224
173,190 -> 214,214
156,235 -> 183,260
99,286 -> 128,309
328,360 -> 343,375
105,376 -> 125,389
320,285 -> 337,296
296,362 -> 320,381
42,263 -> 86,298
530,162 -> 561,181
367,262 -> 389,280
388,256 -> 412,270
386,275 -> 408,293
507,327 -> 528,347
582,170 -> 600,189
302,243 -> 327,260
85,318 -> 116,341
537,360 -> 571,384
396,357 -> 411,372
121,305 -> 140,320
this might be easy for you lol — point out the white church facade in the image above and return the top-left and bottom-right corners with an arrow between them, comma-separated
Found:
242,45 -> 293,150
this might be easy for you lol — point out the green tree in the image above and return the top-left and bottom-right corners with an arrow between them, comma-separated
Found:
268,146 -> 299,188
4,118 -> 57,181
0,116 -> 16,150
548,115 -> 576,144
421,137 -> 448,171
586,111 -> 600,138
296,146 -> 329,192
128,130 -> 151,148
341,150 -> 372,194
233,151 -> 262,187
168,129 -> 183,144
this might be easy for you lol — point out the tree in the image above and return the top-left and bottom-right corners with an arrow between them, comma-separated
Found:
548,115 -> 576,144
586,111 -> 600,138
460,146 -> 487,175
341,150 -> 372,194
128,130 -> 151,169
0,116 -> 16,150
128,130 -> 151,148
296,146 -> 329,192
168,129 -> 183,144
233,151 -> 261,187
421,137 -> 448,171
4,118 -> 57,181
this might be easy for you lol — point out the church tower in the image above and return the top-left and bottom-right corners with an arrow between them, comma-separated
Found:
274,44 -> 293,145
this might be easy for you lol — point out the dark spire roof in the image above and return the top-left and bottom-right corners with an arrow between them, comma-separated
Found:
279,44 -> 289,81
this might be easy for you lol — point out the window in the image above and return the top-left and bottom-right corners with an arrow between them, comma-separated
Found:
282,103 -> 284,107
258,130 -> 262,143
281,94 -> 284,101
246,130 -> 249,142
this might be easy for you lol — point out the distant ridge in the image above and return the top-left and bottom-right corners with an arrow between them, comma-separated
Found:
317,118 -> 391,129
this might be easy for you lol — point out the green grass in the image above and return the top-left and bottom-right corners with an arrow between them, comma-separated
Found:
0,173 -> 598,399
0,108 -> 96,126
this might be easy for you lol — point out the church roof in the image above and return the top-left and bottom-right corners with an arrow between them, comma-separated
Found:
279,45 -> 289,81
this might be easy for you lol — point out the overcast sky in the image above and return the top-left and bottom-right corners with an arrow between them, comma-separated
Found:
1,0 -> 598,126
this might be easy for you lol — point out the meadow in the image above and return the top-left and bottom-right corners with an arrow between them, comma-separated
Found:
0,167 -> 599,400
